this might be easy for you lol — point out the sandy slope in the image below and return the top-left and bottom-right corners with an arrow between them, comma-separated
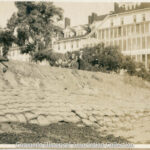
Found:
0,60 -> 150,144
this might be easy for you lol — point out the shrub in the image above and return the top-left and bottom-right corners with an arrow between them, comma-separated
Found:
78,44 -> 123,72
135,62 -> 150,81
21,43 -> 35,54
121,56 -> 136,75
33,50 -> 59,66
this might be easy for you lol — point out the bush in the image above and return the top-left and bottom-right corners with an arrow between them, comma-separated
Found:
21,43 -> 35,54
33,50 -> 59,66
135,62 -> 150,81
121,56 -> 136,75
78,44 -> 123,72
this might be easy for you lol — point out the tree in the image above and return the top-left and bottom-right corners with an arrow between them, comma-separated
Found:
7,2 -> 63,56
0,30 -> 15,57
78,44 -> 123,72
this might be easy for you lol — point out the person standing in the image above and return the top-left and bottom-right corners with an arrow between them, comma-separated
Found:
77,51 -> 83,70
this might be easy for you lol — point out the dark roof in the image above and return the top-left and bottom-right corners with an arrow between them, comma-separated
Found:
95,14 -> 108,21
54,33 -> 89,43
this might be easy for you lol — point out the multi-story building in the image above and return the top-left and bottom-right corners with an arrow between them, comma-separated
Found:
53,3 -> 150,68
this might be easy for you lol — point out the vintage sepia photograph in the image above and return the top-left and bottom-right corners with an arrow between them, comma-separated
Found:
0,0 -> 150,147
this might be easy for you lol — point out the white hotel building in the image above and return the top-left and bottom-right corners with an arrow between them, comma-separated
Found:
1,3 -> 150,68
53,3 -> 150,68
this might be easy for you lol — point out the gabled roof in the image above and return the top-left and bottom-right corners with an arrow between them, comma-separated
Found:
56,24 -> 91,42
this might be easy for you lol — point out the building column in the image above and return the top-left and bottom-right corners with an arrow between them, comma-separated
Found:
126,26 -> 128,52
145,54 -> 148,69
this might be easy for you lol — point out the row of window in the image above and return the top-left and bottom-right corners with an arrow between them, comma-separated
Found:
65,31 -> 85,38
57,41 -> 79,50
99,22 -> 150,39
111,14 -> 146,26
132,54 -> 150,64
104,36 -> 150,51
9,50 -> 20,56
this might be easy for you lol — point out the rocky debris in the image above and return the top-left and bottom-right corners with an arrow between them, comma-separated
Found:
0,116 -> 8,123
16,114 -> 27,123
29,119 -> 38,125
5,114 -> 18,122
24,112 -> 37,121
37,115 -> 50,126
82,119 -> 93,126
0,60 -> 150,143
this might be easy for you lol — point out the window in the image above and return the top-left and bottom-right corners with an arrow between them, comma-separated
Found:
128,38 -> 131,50
121,18 -> 124,25
132,38 -> 136,50
142,14 -> 146,22
110,19 -> 113,27
64,43 -> 66,49
136,24 -> 140,34
145,22 -> 149,33
141,23 -> 144,34
123,40 -> 126,51
147,36 -> 150,48
137,37 -> 141,49
126,25 -> 130,36
142,55 -> 145,62
142,37 -> 146,49
114,40 -> 117,46
102,30 -> 105,39
118,27 -> 121,37
119,40 -> 122,51
110,41 -> 113,46
99,30 -> 101,39
131,25 -> 135,34
133,15 -> 136,23
110,29 -> 113,38
76,41 -> 79,48
71,42 -> 73,48
114,28 -> 117,38
123,27 -> 126,36
58,44 -> 60,50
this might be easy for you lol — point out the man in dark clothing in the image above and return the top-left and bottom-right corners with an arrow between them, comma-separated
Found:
77,51 -> 83,70
77,56 -> 81,70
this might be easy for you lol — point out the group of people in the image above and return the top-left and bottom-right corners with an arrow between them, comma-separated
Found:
70,51 -> 83,70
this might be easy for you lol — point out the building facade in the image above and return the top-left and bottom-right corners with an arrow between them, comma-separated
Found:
53,4 -> 150,69
7,44 -> 31,62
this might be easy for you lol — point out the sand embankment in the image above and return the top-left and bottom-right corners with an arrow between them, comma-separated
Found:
0,60 -> 150,144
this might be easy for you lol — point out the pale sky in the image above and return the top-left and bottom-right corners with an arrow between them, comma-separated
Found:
0,1 -> 114,28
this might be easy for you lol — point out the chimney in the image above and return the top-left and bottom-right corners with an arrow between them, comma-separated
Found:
92,13 -> 97,21
88,13 -> 98,24
88,16 -> 92,24
65,17 -> 70,28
